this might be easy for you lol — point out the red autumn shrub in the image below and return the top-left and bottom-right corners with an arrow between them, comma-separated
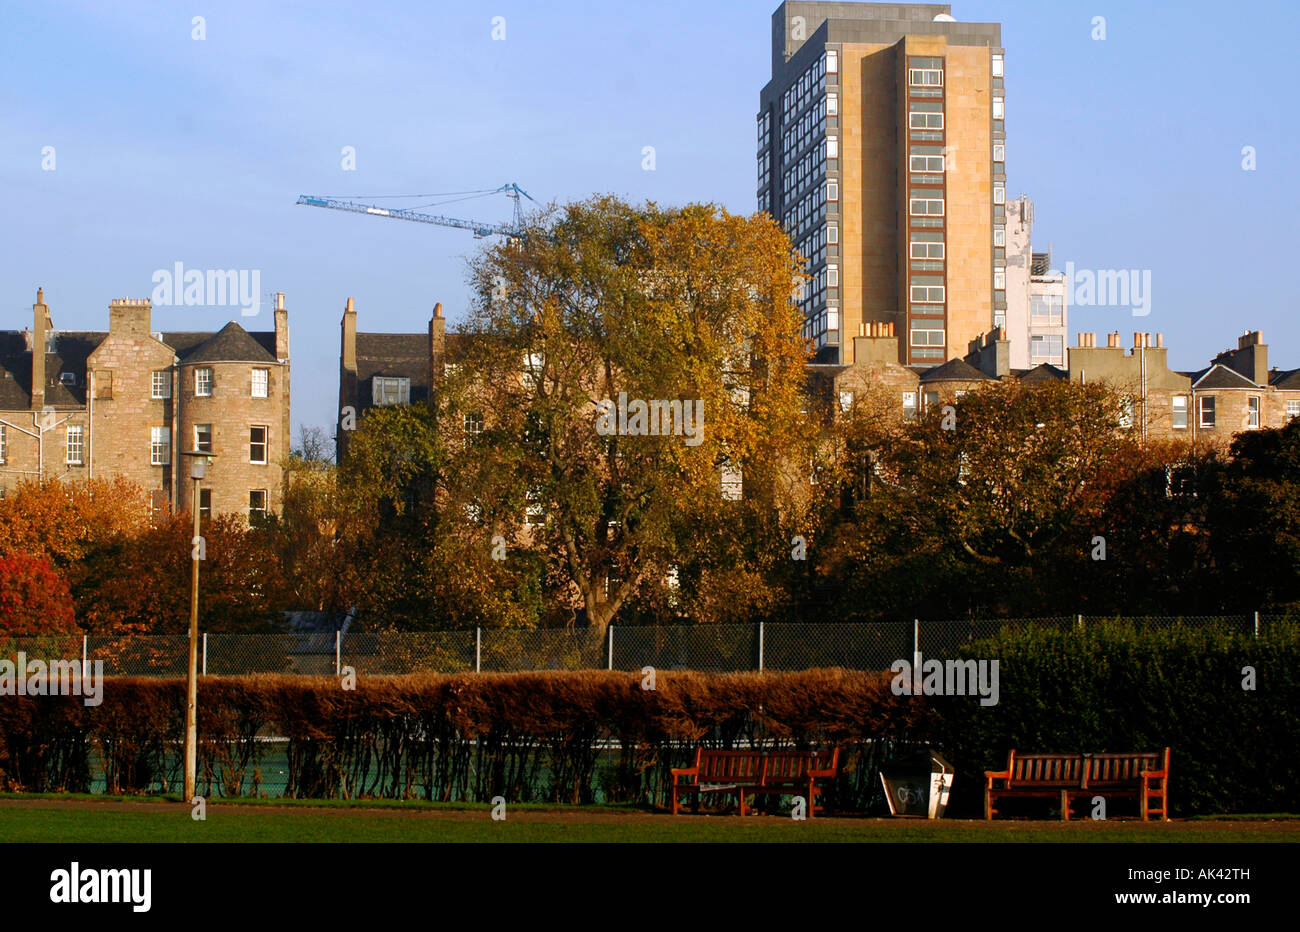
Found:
0,552 -> 78,637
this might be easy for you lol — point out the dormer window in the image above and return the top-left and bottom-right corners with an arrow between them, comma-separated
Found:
59,372 -> 76,386
372,376 -> 410,406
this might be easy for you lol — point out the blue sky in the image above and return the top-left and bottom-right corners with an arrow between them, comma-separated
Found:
3,0 -> 1297,440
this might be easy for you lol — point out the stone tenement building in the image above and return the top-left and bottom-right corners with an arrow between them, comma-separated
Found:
337,296 -> 468,461
336,293 -> 1300,456
816,323 -> 1300,446
0,289 -> 291,518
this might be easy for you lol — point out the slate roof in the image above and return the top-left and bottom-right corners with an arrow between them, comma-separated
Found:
357,333 -> 429,379
45,332 -> 101,405
357,333 -> 431,406
444,333 -> 477,362
0,322 -> 279,411
351,329 -> 484,409
282,610 -> 354,655
177,321 -> 276,364
1189,364 -> 1259,390
1017,363 -> 1068,383
0,332 -> 33,409
917,357 -> 991,383
1269,368 -> 1300,390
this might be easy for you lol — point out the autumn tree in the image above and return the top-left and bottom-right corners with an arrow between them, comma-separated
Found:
337,403 -> 546,630
1080,437 -> 1217,614
1205,417 -> 1300,612
0,476 -> 149,566
0,553 -> 78,637
813,378 -> 1143,619
444,196 -> 811,634
73,514 -> 286,635
262,456 -> 354,613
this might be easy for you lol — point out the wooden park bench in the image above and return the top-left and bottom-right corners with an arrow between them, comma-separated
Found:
671,748 -> 840,818
985,748 -> 1171,821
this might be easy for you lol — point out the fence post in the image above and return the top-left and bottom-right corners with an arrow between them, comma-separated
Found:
1076,614 -> 1083,631
912,618 -> 920,666
81,634 -> 87,672
201,632 -> 207,676
475,627 -> 482,673
335,630 -> 341,676
607,625 -> 614,671
757,621 -> 764,672
1254,611 -> 1260,639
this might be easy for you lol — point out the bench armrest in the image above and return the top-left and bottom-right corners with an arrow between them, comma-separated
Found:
984,768 -> 1011,783
670,767 -> 699,779
1143,748 -> 1171,782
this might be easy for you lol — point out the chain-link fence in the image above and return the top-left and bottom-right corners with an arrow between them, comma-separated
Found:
0,614 -> 1284,677
611,624 -> 756,673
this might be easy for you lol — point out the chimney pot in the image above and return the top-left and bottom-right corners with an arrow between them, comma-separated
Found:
345,297 -> 355,313
434,301 -> 443,319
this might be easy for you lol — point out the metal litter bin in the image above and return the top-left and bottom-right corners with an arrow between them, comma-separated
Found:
880,748 -> 954,818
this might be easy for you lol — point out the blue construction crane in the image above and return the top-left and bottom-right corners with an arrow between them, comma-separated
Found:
296,183 -> 535,238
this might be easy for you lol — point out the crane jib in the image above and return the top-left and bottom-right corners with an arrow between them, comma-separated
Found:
296,186 -> 530,238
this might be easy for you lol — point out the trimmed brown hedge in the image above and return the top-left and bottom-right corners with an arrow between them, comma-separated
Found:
0,669 -> 929,810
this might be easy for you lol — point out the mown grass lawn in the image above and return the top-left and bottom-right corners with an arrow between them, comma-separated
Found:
1,796 -> 1297,842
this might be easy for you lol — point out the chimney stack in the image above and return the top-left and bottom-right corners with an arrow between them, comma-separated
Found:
274,292 -> 290,361
108,297 -> 152,338
340,297 -> 357,372
430,301 -> 446,381
338,297 -> 359,462
31,289 -> 51,411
